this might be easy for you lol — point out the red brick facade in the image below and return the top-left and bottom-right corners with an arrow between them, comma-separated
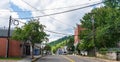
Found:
74,25 -> 80,45
0,38 -> 22,57
74,24 -> 84,46
0,38 -> 7,57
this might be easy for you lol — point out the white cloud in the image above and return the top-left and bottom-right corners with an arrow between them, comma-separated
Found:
8,0 -> 103,42
0,0 -> 9,9
0,0 -> 10,28
0,0 -> 24,28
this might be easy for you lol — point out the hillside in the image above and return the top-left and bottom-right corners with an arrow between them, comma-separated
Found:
48,36 -> 68,46
48,36 -> 74,53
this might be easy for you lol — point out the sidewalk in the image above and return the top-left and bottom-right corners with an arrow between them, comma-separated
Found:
0,55 -> 42,62
77,55 -> 120,62
17,56 -> 32,62
17,55 -> 42,62
0,60 -> 17,62
32,55 -> 43,62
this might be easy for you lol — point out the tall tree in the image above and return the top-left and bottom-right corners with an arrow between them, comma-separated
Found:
66,36 -> 75,53
104,0 -> 120,9
12,19 -> 48,58
79,6 -> 120,50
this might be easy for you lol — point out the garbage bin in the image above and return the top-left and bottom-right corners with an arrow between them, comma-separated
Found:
34,49 -> 40,55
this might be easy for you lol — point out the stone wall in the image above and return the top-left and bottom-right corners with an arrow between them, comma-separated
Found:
97,52 -> 120,61
106,52 -> 117,60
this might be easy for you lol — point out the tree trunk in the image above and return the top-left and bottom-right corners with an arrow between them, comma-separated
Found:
21,42 -> 24,58
31,44 -> 34,59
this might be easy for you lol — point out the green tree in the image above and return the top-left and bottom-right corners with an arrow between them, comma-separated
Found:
49,36 -> 69,53
44,44 -> 51,51
12,19 -> 48,58
80,6 -> 120,50
104,0 -> 120,9
66,36 -> 75,54
77,30 -> 94,51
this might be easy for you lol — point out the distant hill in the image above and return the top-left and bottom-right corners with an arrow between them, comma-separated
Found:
48,36 -> 68,46
48,36 -> 74,53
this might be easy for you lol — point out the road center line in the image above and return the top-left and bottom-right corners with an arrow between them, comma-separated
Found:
61,55 -> 75,62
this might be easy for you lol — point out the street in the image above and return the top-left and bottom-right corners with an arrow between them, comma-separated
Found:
36,55 -> 69,62
36,55 -> 106,62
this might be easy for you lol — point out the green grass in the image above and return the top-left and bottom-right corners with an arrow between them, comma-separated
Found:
0,57 -> 22,60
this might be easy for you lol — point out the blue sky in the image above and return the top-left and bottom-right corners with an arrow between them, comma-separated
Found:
10,2 -> 32,20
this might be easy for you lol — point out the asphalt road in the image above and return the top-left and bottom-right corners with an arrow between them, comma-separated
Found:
36,55 -> 70,62
36,55 -> 107,62
66,55 -> 106,62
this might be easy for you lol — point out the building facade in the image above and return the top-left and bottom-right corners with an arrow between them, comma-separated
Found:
0,29 -> 25,57
0,28 -> 39,57
0,37 -> 23,57
74,24 -> 84,46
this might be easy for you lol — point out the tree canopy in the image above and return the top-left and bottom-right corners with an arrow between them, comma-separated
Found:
78,0 -> 120,50
12,19 -> 48,44
104,0 -> 120,9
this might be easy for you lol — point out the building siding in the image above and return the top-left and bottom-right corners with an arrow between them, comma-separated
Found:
74,24 -> 85,45
0,38 -> 7,57
9,40 -> 22,57
0,38 -> 22,57
74,25 -> 81,45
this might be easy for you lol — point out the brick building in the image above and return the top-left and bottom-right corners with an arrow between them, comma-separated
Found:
0,29 -> 30,57
74,24 -> 84,46
0,37 -> 22,57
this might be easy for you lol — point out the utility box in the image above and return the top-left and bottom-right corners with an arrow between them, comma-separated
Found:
116,52 -> 120,61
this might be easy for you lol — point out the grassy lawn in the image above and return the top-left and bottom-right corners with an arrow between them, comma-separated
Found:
0,57 -> 22,60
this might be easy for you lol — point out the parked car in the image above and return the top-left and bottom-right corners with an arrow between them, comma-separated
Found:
62,51 -> 67,55
80,51 -> 87,56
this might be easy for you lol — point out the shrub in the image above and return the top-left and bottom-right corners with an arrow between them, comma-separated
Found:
99,48 -> 108,55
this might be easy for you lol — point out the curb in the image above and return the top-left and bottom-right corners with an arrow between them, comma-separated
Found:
32,56 -> 42,62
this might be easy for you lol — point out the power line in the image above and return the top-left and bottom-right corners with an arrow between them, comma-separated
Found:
2,18 -> 93,37
17,20 -> 26,24
12,19 -> 88,36
14,20 -> 74,36
45,30 -> 72,36
5,1 -> 101,13
21,0 -> 75,29
13,1 -> 106,19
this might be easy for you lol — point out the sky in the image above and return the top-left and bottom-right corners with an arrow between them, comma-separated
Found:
0,0 -> 103,42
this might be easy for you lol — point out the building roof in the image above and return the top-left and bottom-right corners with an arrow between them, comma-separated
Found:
0,28 -> 13,37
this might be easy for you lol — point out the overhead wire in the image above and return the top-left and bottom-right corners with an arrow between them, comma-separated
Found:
45,30 -> 72,35
10,0 -> 107,36
2,1 -> 101,12
13,0 -> 106,19
20,0 -> 75,29
7,18 -> 89,37
14,19 -> 73,36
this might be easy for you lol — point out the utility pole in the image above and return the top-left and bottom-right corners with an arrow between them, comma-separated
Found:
92,16 -> 95,45
6,16 -> 12,58
91,15 -> 96,56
